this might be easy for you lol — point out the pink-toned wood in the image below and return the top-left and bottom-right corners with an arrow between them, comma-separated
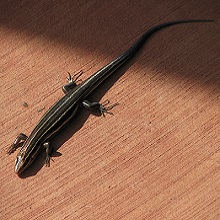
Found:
0,1 -> 219,219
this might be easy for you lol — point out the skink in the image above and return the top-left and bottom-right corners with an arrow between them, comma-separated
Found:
8,19 -> 213,174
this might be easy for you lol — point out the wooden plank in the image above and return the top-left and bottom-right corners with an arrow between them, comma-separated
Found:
1,1 -> 219,219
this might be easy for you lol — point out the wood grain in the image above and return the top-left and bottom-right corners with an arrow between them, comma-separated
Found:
0,0 -> 219,219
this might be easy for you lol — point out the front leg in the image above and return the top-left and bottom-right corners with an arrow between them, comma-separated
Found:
7,133 -> 28,154
62,70 -> 83,94
43,142 -> 53,167
82,99 -> 118,117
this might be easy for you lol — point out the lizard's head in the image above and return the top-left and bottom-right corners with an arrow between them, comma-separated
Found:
14,150 -> 33,174
14,154 -> 25,174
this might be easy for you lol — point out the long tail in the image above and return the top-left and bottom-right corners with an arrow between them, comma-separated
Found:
81,19 -> 214,94
120,19 -> 214,60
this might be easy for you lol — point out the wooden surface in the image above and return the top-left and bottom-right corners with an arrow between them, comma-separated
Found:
1,1 -> 220,219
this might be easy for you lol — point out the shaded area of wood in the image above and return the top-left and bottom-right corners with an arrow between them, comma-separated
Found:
0,1 -> 219,219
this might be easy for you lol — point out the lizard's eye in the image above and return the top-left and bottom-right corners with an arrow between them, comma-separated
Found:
17,151 -> 25,157
15,155 -> 22,163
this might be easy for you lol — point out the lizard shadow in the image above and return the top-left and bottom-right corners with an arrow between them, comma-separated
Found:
18,51 -> 141,178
